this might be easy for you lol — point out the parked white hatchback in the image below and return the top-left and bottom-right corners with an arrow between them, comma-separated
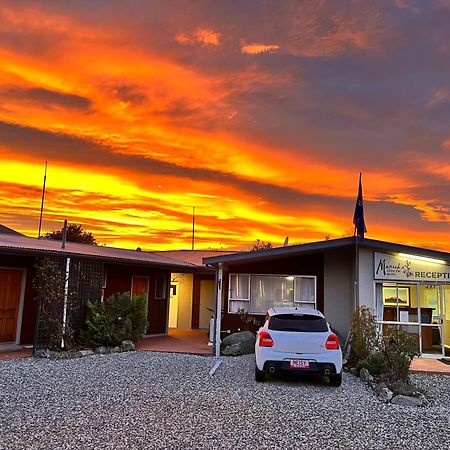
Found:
255,307 -> 343,386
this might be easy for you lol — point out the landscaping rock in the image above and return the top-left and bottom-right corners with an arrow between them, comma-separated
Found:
34,349 -> 59,359
359,368 -> 370,382
391,394 -> 424,407
94,346 -> 107,355
220,331 -> 255,356
121,340 -> 135,352
110,346 -> 121,353
374,383 -> 393,403
349,367 -> 358,376
222,343 -> 241,356
78,349 -> 94,357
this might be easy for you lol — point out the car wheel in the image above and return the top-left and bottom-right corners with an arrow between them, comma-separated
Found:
255,365 -> 266,382
329,373 -> 342,387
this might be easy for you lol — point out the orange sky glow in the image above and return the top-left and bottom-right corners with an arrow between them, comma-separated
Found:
0,1 -> 449,251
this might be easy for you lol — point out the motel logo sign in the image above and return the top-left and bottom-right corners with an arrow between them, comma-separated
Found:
374,252 -> 450,282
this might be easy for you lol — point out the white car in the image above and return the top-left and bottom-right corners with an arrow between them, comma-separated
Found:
255,307 -> 343,386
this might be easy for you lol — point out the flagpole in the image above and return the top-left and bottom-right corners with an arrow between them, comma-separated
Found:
355,234 -> 359,309
38,161 -> 48,238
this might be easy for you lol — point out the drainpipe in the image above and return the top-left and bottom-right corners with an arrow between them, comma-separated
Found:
61,256 -> 70,349
214,263 -> 223,358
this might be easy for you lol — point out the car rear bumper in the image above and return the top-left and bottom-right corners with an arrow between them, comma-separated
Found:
262,359 -> 338,376
255,347 -> 342,374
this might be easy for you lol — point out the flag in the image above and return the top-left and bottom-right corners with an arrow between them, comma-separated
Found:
353,173 -> 367,238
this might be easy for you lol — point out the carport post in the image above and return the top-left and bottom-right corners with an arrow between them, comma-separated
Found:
214,263 -> 223,358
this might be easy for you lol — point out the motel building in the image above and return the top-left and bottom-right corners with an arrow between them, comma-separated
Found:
204,237 -> 450,358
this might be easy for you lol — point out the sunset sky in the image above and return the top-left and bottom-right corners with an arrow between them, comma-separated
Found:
0,0 -> 449,251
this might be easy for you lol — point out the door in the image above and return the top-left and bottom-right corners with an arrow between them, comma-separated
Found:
0,269 -> 22,343
199,280 -> 215,329
420,284 -> 445,357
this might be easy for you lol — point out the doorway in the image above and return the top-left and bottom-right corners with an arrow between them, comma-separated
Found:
0,269 -> 23,344
168,282 -> 179,328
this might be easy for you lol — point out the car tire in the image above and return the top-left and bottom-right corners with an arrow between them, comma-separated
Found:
255,365 -> 266,382
329,373 -> 342,387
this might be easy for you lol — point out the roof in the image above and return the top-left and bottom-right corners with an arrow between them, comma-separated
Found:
0,234 -> 197,270
269,307 -> 323,317
0,224 -> 24,236
203,237 -> 450,266
153,250 -> 236,267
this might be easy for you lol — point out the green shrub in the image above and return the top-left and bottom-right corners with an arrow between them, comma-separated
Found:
379,326 -> 418,381
358,352 -> 387,377
81,292 -> 147,347
357,325 -> 418,382
349,308 -> 418,383
349,306 -> 378,361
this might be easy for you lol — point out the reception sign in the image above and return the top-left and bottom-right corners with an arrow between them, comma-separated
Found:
374,252 -> 450,282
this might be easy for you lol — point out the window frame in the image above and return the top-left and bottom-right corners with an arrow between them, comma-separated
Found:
228,273 -> 251,302
228,273 -> 317,314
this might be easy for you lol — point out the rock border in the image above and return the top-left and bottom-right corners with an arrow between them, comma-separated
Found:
347,367 -> 428,407
34,340 -> 136,360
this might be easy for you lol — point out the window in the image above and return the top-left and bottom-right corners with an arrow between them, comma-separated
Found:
230,274 -> 250,300
294,276 -> 316,308
269,314 -> 328,332
250,275 -> 294,313
155,275 -> 167,299
228,274 -> 316,314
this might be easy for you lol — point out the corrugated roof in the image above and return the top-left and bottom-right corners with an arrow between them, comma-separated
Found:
203,237 -> 450,265
0,224 -> 24,236
153,250 -> 236,267
0,234 -> 197,269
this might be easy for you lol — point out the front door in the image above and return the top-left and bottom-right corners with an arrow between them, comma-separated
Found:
419,284 -> 446,357
0,269 -> 22,343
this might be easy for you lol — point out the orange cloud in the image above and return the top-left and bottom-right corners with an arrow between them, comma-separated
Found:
241,43 -> 280,55
175,28 -> 221,47
0,2 -> 448,253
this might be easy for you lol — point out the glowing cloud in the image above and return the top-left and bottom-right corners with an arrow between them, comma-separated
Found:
241,43 -> 280,55
175,28 -> 221,47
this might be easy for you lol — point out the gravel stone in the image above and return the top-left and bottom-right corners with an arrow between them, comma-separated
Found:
94,346 -> 107,355
0,353 -> 449,449
391,394 -> 424,407
121,340 -> 135,351
359,367 -> 370,382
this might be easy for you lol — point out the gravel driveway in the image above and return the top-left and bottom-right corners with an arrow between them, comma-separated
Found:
0,352 -> 449,450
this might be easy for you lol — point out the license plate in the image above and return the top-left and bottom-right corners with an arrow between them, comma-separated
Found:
290,359 -> 309,369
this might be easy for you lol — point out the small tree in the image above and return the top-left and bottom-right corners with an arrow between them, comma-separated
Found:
33,257 -> 77,351
44,223 -> 97,245
250,239 -> 273,251
81,292 -> 147,347
349,306 -> 378,361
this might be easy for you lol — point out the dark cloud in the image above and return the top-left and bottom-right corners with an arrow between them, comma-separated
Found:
0,87 -> 91,110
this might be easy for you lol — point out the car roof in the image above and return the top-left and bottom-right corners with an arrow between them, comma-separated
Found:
267,307 -> 325,318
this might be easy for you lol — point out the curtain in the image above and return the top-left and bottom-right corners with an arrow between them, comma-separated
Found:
295,277 -> 315,303
229,274 -> 249,299
250,276 -> 294,313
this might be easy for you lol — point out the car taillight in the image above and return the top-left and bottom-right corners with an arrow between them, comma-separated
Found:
325,333 -> 339,350
259,331 -> 274,347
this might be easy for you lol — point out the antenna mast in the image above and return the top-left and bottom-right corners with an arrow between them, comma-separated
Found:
191,206 -> 195,250
38,161 -> 48,238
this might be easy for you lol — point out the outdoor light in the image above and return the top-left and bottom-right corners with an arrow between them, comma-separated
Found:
398,253 -> 446,265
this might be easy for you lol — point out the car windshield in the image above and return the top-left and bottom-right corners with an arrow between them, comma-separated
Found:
268,314 -> 328,332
